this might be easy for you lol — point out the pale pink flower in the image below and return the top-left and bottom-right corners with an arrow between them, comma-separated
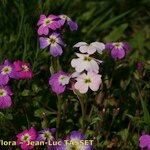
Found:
71,53 -> 102,73
74,42 -> 105,54
74,72 -> 102,94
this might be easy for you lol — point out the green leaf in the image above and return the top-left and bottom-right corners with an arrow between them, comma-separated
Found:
104,24 -> 128,41
21,89 -> 30,96
141,99 -> 150,125
90,117 -> 101,125
118,129 -> 129,141
34,108 -> 53,118
99,10 -> 132,30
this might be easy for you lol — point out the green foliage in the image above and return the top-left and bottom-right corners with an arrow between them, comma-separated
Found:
0,0 -> 150,149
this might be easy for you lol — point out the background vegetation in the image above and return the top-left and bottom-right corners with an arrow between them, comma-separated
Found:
0,0 -> 150,149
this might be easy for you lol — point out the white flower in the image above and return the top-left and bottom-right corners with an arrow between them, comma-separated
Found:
71,53 -> 102,73
73,41 -> 105,54
74,72 -> 102,94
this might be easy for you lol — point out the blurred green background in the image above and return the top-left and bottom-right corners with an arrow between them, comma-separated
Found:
0,0 -> 150,149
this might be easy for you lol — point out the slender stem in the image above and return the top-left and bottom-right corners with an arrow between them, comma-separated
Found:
75,92 -> 86,133
50,57 -> 62,138
79,98 -> 86,133
32,41 -> 40,71
89,105 -> 94,119
56,95 -> 62,137
23,108 -> 29,128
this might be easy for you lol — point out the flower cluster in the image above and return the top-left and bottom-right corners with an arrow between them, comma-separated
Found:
16,127 -> 92,150
48,41 -> 105,94
37,14 -> 131,95
0,60 -> 32,109
71,42 -> 105,94
48,41 -> 131,95
37,14 -> 78,57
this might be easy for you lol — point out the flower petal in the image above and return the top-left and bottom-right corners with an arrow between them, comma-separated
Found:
74,80 -> 89,94
67,20 -> 78,31
0,96 -> 12,109
0,75 -> 9,85
73,42 -> 87,48
89,72 -> 102,91
111,48 -> 125,59
50,44 -> 63,57
91,42 -> 105,54
39,37 -> 50,49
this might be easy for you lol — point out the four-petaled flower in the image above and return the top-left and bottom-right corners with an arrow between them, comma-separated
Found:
0,60 -> 17,85
59,15 -> 78,31
139,134 -> 150,150
37,14 -> 61,35
49,71 -> 70,94
74,72 -> 102,94
16,127 -> 37,150
106,42 -> 131,59
39,32 -> 64,57
36,128 -> 56,141
74,42 -> 105,54
0,85 -> 13,109
13,60 -> 33,79
71,53 -> 102,73
56,131 -> 93,150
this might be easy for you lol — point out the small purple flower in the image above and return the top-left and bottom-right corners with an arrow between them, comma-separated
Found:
0,85 -> 13,109
136,62 -> 144,71
49,71 -> 70,94
0,60 -> 17,85
106,42 -> 131,59
56,131 -> 93,150
37,14 -> 61,35
37,128 -> 56,150
36,128 -> 56,141
59,15 -> 78,31
39,32 -> 64,57
139,134 -> 150,150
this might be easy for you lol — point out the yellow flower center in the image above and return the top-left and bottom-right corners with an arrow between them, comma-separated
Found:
44,18 -> 52,25
1,66 -> 12,75
0,89 -> 7,97
113,42 -> 122,48
59,75 -> 70,86
70,145 -> 78,150
49,38 -> 56,44
84,56 -> 91,62
22,134 -> 30,142
84,78 -> 91,83
43,131 -> 52,140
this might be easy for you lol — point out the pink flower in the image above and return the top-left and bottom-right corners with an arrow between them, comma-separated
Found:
37,14 -> 61,35
71,53 -> 102,73
74,72 -> 102,94
49,71 -> 70,94
16,127 -> 37,150
74,42 -> 105,54
139,133 -> 150,150
13,61 -> 33,79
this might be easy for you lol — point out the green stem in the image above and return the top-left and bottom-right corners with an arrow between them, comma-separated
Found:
75,92 -> 86,133
50,57 -> 62,138
32,41 -> 40,71
56,95 -> 62,138
79,98 -> 86,133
